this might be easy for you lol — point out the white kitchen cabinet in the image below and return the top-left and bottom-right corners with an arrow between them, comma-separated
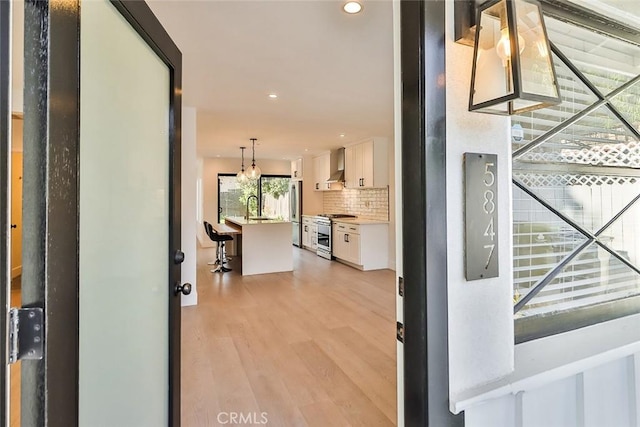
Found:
346,231 -> 361,265
344,146 -> 357,189
313,153 -> 341,191
333,227 -> 349,261
291,158 -> 303,181
302,216 -> 315,251
332,221 -> 388,270
302,222 -> 311,248
344,138 -> 388,189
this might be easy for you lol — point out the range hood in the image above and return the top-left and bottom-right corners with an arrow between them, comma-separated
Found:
326,148 -> 345,183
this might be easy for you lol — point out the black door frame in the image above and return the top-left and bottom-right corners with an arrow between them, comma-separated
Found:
217,173 -> 292,223
0,1 -> 10,424
21,1 -> 182,425
401,1 -> 464,425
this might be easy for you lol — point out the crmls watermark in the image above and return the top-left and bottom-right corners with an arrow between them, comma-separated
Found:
217,411 -> 269,425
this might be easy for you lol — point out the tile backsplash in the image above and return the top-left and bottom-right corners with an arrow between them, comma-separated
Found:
323,187 -> 389,221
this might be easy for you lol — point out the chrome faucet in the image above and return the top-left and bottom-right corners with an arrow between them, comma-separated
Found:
246,194 -> 259,220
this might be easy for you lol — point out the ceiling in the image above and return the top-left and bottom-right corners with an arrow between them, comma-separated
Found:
146,0 -> 395,160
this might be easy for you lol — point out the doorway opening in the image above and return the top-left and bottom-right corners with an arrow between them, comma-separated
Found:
7,1 -> 24,424
148,0 -> 401,424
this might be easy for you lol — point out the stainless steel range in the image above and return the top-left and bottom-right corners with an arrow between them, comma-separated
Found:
314,214 -> 357,259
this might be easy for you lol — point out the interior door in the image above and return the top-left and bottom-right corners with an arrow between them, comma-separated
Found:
0,0 -> 10,424
19,0 -> 184,425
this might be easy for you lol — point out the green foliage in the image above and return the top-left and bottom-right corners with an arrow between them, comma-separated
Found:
238,179 -> 259,217
234,176 -> 290,218
262,178 -> 290,199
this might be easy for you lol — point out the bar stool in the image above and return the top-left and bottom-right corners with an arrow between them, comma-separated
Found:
204,221 -> 233,273
203,222 -> 231,265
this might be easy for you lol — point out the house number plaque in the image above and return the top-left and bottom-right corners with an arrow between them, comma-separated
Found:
464,153 -> 499,281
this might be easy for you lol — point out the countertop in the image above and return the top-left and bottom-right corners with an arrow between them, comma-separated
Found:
225,216 -> 291,226
331,218 -> 389,225
301,214 -> 389,225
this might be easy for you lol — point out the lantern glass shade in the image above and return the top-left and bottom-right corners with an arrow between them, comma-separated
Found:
469,0 -> 561,115
247,164 -> 262,180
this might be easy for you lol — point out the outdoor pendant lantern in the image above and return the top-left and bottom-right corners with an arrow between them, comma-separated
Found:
469,0 -> 561,115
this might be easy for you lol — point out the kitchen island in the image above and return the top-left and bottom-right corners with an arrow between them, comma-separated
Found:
224,216 -> 293,276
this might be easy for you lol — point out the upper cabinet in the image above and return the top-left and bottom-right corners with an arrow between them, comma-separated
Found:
344,138 -> 388,189
312,153 -> 343,191
291,158 -> 303,181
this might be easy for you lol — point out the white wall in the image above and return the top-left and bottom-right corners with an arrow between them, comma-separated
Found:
387,141 -> 396,271
196,157 -> 204,245
11,0 -> 24,113
301,155 -> 323,216
463,313 -> 640,427
392,1 -> 403,424
443,4 -> 640,426
444,0 -> 515,400
181,107 -> 197,306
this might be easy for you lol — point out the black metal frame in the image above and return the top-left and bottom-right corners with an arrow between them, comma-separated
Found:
539,0 -> 640,47
467,0 -> 563,115
0,1 -> 10,424
21,1 -> 81,424
109,2 -> 183,425
455,0 -> 640,48
512,12 -> 640,342
217,173 -> 291,223
401,0 -> 463,425
21,0 -> 182,425
513,66 -> 640,159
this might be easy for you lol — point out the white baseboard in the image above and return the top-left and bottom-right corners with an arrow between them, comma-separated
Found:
181,291 -> 198,307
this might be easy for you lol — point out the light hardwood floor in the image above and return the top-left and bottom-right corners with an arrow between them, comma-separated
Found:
7,247 -> 396,426
183,246 -> 397,426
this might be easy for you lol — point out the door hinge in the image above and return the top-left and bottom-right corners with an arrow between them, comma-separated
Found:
398,276 -> 404,297
396,321 -> 404,343
9,307 -> 44,364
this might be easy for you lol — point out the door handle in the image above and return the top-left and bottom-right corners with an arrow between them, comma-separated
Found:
175,282 -> 192,296
304,225 -> 308,232
11,224 -> 17,229
344,234 -> 349,242
315,183 -> 319,190
174,250 -> 185,264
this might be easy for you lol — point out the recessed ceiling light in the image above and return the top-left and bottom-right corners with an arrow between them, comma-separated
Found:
268,93 -> 278,99
216,154 -> 221,157
304,148 -> 309,152
339,133 -> 345,138
343,1 -> 362,14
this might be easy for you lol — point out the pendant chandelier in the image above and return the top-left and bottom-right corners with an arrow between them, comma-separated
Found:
247,138 -> 262,180
237,146 -> 248,183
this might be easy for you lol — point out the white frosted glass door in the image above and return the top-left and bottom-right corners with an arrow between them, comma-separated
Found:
79,0 -> 170,425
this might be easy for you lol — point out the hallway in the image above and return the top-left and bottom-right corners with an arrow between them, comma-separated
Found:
181,247 -> 397,426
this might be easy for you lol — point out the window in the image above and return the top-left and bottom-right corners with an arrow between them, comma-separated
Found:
512,16 -> 640,342
217,174 -> 291,223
